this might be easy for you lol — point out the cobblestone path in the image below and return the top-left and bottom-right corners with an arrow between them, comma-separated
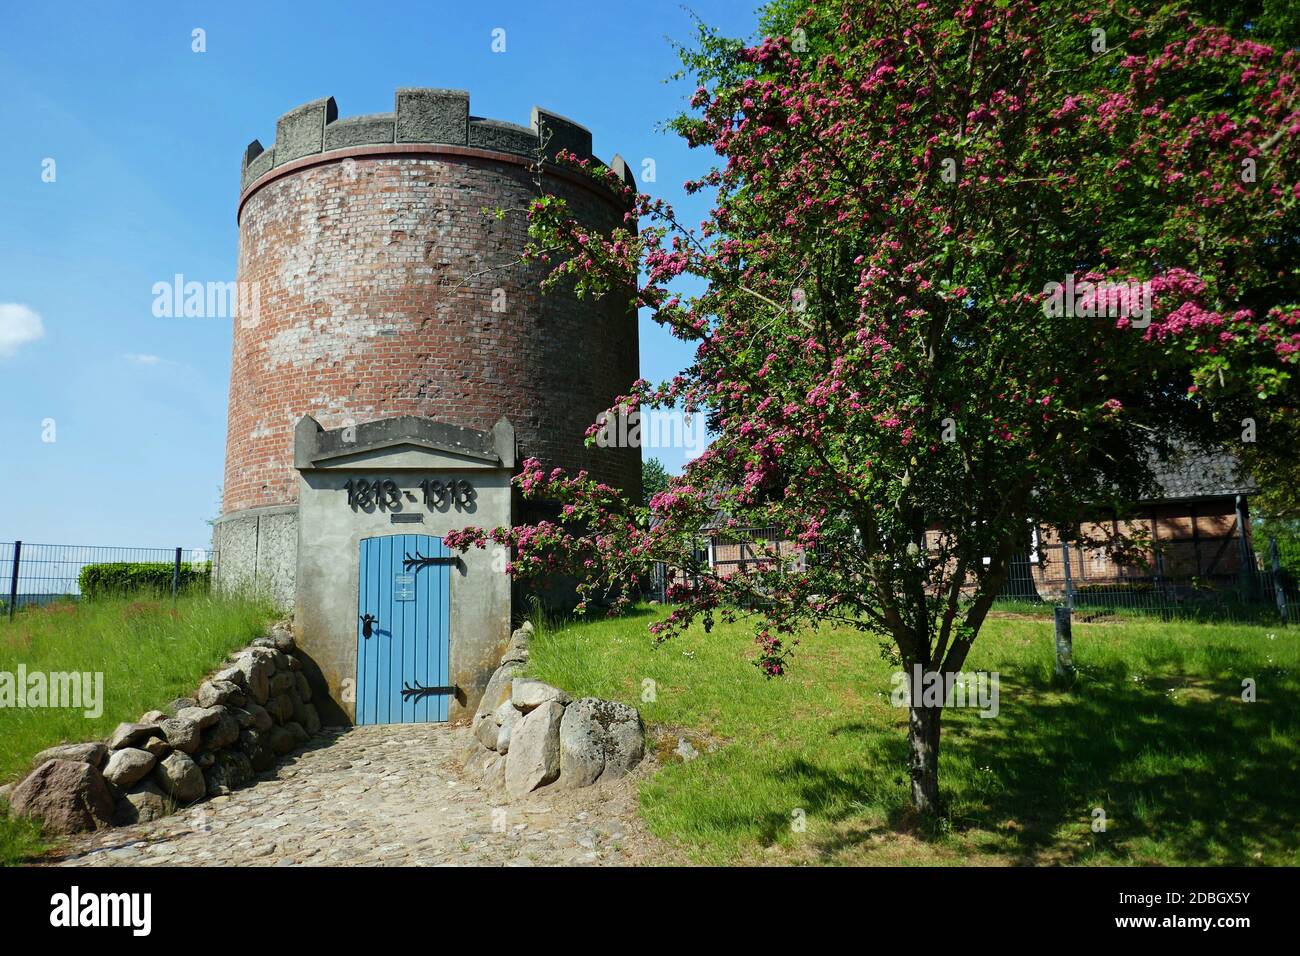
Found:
52,724 -> 660,867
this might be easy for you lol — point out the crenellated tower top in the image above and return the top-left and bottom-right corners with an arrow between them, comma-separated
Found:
240,88 -> 635,199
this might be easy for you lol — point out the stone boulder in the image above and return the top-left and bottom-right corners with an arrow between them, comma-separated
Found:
113,780 -> 171,825
301,702 -> 322,735
153,752 -> 205,803
228,706 -> 258,730
558,698 -> 645,787
175,706 -> 222,730
492,699 -> 518,725
199,711 -> 240,751
495,701 -> 522,755
139,709 -> 168,724
9,759 -> 114,834
239,729 -> 276,772
197,679 -> 244,708
204,751 -> 253,795
474,716 -> 499,750
475,663 -> 519,720
232,651 -> 272,705
269,671 -> 296,696
266,624 -> 296,654
481,753 -> 507,791
284,721 -> 310,747
246,644 -> 281,667
268,725 -> 297,756
511,678 -> 570,713
557,701 -> 605,788
142,737 -> 172,760
601,704 -> 646,780
463,746 -> 496,776
32,742 -> 108,769
501,627 -> 531,665
268,693 -> 295,724
107,721 -> 162,750
103,748 -> 156,788
504,700 -> 563,798
245,703 -> 274,732
213,664 -> 245,688
159,716 -> 201,754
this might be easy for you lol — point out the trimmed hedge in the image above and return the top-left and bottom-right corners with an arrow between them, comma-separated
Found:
78,562 -> 211,599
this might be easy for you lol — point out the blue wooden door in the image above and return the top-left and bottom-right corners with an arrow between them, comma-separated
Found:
356,534 -> 451,725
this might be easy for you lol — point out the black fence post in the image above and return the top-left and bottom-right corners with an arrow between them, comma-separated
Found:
1061,541 -> 1075,610
7,540 -> 19,622
1235,494 -> 1256,600
1054,605 -> 1074,678
171,547 -> 182,605
1271,536 -> 1289,627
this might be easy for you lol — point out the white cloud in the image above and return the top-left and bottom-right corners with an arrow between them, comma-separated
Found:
0,303 -> 45,358
125,353 -> 171,367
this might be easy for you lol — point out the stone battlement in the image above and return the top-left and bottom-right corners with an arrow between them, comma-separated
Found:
240,88 -> 635,195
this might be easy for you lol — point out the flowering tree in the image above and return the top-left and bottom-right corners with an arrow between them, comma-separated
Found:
449,0 -> 1299,814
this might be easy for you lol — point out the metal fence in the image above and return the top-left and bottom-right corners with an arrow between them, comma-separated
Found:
1,541 -> 217,620
648,528 -> 1300,626
648,528 -> 824,603
996,537 -> 1300,625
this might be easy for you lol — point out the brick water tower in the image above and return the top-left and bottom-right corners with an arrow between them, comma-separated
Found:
213,89 -> 640,723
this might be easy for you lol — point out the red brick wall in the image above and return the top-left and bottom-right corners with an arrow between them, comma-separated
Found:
223,151 -> 641,514
1032,499 -> 1248,585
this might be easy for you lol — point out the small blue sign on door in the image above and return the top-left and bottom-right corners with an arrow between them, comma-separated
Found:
394,573 -> 416,601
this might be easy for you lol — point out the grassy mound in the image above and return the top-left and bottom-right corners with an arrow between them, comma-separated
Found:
526,606 -> 1300,866
0,592 -> 276,864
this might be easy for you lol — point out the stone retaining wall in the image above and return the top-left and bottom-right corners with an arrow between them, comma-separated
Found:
462,621 -> 646,798
3,624 -> 321,834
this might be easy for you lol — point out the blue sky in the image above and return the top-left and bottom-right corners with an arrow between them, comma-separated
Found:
0,1 -> 759,549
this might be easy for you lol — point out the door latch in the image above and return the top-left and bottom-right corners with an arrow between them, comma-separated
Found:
360,613 -> 378,639
403,550 -> 459,571
401,680 -> 459,702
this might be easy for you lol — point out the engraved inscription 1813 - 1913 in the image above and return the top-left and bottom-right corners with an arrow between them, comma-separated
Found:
343,477 -> 475,512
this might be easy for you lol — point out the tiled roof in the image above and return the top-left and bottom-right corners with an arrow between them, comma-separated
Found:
653,446 -> 1257,532
1146,446 -> 1257,501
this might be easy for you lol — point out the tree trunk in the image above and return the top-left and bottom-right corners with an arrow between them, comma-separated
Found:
908,703 -> 942,815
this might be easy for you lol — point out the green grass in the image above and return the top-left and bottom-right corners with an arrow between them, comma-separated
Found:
0,808 -> 46,863
991,596 -> 1291,627
525,605 -> 1300,866
0,591 -> 276,865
